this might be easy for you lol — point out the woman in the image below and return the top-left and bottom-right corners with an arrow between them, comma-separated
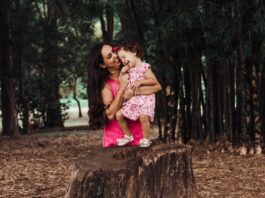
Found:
87,43 -> 161,147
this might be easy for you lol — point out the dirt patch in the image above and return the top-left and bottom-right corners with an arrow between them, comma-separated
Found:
0,130 -> 265,197
0,131 -> 101,198
192,143 -> 265,197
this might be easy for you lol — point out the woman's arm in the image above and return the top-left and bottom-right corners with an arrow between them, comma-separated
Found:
134,68 -> 161,95
131,68 -> 157,90
123,83 -> 161,100
124,69 -> 161,100
137,82 -> 161,94
101,75 -> 128,120
101,84 -> 126,120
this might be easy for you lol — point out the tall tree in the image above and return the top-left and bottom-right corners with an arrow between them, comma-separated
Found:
0,0 -> 19,136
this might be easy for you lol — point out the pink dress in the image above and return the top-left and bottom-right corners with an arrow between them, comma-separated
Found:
121,62 -> 155,121
103,79 -> 143,147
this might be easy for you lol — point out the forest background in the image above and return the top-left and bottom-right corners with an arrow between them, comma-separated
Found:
1,0 -> 265,151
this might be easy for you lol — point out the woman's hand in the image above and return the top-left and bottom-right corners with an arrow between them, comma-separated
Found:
131,80 -> 142,90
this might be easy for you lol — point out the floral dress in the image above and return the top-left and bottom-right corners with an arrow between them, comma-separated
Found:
121,62 -> 155,121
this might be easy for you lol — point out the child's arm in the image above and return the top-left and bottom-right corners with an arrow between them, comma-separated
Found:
131,68 -> 158,90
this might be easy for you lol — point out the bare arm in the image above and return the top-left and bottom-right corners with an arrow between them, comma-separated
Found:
138,83 -> 161,94
101,84 -> 126,120
124,68 -> 161,100
101,75 -> 128,120
131,68 -> 157,90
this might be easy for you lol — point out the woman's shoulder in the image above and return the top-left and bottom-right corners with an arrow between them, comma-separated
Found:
103,78 -> 120,95
101,83 -> 112,94
106,78 -> 119,88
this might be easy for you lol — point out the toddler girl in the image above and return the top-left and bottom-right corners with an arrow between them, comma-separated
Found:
115,42 -> 157,147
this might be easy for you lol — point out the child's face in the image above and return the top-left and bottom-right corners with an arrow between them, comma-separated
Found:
117,49 -> 137,68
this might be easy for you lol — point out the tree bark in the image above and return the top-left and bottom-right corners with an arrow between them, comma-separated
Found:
16,45 -> 30,134
73,77 -> 82,118
65,144 -> 197,198
1,80 -> 19,136
206,61 -> 215,143
128,0 -> 144,45
43,0 -> 63,128
99,5 -> 113,43
261,61 -> 265,143
183,64 -> 192,141
0,0 -> 19,136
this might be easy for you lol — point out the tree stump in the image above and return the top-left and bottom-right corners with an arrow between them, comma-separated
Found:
65,144 -> 197,198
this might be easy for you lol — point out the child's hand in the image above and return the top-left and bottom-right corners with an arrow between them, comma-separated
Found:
121,66 -> 129,75
131,80 -> 142,90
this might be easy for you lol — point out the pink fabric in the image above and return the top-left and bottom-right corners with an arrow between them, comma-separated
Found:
103,79 -> 143,147
121,62 -> 155,121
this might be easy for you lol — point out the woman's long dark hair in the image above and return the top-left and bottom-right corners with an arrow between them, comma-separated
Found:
87,43 -> 110,129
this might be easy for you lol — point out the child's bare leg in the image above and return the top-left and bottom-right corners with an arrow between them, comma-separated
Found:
116,110 -> 132,136
139,115 -> 150,139
116,110 -> 134,146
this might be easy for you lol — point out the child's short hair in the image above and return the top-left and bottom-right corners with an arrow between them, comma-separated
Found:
119,41 -> 144,58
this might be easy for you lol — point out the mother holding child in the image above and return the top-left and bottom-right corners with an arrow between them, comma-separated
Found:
87,41 -> 161,148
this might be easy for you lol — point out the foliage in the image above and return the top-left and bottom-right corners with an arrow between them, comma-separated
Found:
1,0 -> 265,149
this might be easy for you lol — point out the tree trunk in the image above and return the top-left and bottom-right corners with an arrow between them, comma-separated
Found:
1,80 -> 19,136
179,66 -> 188,143
236,45 -> 248,142
99,14 -> 108,42
188,47 -> 203,140
0,0 -> 19,136
99,5 -> 113,43
16,46 -> 30,134
73,77 -> 82,118
128,0 -> 144,45
261,61 -> 265,143
216,66 -> 223,136
200,66 -> 207,139
65,144 -> 197,198
106,5 -> 113,42
206,61 -> 215,143
183,64 -> 192,141
160,72 -> 169,142
43,0 -> 63,128
155,94 -> 163,141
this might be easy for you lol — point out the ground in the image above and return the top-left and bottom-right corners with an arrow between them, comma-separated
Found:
192,145 -> 265,197
1,106 -> 265,197
0,129 -> 265,198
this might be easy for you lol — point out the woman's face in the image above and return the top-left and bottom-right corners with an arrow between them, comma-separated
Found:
101,45 -> 121,70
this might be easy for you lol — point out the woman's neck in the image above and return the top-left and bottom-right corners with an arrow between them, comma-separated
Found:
108,69 -> 120,80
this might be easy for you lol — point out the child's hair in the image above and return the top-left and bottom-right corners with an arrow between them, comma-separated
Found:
119,41 -> 144,59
